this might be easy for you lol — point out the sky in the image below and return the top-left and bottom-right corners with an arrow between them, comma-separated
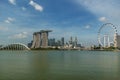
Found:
0,0 -> 120,46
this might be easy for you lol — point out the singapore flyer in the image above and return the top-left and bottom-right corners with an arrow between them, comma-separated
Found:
98,23 -> 117,47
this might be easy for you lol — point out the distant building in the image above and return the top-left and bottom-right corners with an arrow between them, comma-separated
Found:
69,36 -> 73,44
31,30 -> 52,48
48,37 -> 64,47
74,37 -> 78,47
77,44 -> 81,47
48,38 -> 56,46
56,40 -> 61,46
114,33 -> 120,48
28,41 -> 33,48
109,42 -> 114,47
61,37 -> 64,46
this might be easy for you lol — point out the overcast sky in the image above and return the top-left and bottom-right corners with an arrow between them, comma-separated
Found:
0,0 -> 120,46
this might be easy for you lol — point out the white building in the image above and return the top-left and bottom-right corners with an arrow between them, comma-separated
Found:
114,33 -> 120,48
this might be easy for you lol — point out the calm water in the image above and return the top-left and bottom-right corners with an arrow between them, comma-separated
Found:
0,51 -> 120,80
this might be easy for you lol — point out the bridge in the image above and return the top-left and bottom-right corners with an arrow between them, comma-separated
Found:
0,43 -> 30,50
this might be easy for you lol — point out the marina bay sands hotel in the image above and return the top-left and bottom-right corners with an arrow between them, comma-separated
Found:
31,30 -> 52,48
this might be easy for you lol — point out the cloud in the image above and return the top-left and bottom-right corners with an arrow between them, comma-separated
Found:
99,17 -> 107,22
8,0 -> 16,5
4,17 -> 15,23
29,0 -> 43,12
85,25 -> 91,29
0,26 -> 8,31
74,0 -> 120,23
9,32 -> 28,39
22,7 -> 26,11
74,0 -> 120,38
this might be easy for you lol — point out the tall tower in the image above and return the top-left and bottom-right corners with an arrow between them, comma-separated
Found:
69,36 -> 73,44
40,30 -> 52,48
74,37 -> 78,47
114,33 -> 117,48
31,30 -> 52,48
61,37 -> 64,46
114,33 -> 120,48
31,32 -> 41,48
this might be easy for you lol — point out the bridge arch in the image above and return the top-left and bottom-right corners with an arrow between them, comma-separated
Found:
0,43 -> 30,50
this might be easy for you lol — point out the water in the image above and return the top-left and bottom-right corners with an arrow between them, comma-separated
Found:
0,50 -> 120,80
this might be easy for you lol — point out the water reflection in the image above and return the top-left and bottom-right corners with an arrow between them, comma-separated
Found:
31,51 -> 50,80
0,51 -> 120,80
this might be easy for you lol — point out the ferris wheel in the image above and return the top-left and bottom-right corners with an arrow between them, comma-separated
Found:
98,23 -> 117,47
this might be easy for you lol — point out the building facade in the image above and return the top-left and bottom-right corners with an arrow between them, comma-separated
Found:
48,38 -> 56,46
114,33 -> 120,48
31,30 -> 52,48
61,37 -> 64,46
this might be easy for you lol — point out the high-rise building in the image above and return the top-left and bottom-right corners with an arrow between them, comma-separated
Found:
74,37 -> 78,47
69,36 -> 73,44
48,38 -> 55,46
114,33 -> 120,48
61,37 -> 64,46
28,41 -> 33,48
31,30 -> 52,48
56,40 -> 61,46
31,32 -> 40,48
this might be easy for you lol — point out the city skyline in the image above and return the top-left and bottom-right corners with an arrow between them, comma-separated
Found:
0,0 -> 120,46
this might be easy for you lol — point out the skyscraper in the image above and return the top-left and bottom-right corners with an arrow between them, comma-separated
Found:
48,38 -> 56,46
74,37 -> 78,47
114,33 -> 120,48
31,30 -> 52,48
61,37 -> 64,46
69,36 -> 73,44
